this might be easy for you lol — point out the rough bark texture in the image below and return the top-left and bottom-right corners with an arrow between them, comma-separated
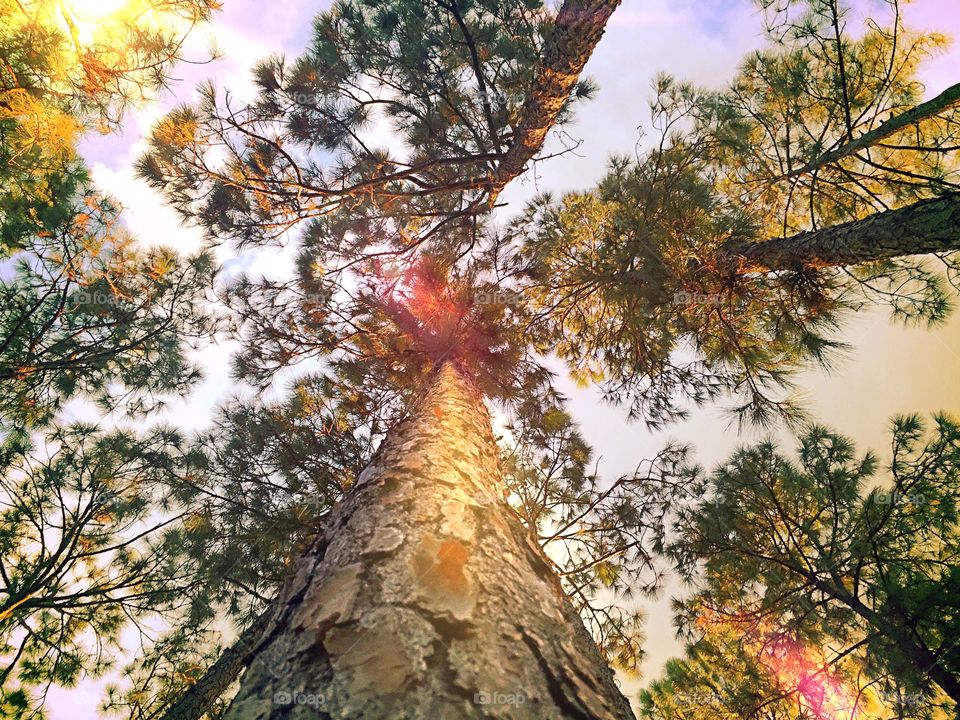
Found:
784,81 -> 960,179
222,363 -> 636,720
719,192 -> 960,272
489,0 -> 623,201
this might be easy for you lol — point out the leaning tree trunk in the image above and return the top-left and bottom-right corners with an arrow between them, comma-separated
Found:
719,191 -> 960,272
488,0 -> 623,202
223,362 -> 636,720
782,81 -> 960,180
160,608 -> 274,720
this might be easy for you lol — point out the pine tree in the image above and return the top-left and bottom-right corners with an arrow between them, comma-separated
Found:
651,415 -> 960,715
137,0 -> 617,250
0,424 -> 202,719
1,0 -> 218,253
116,263 -> 686,720
504,0 -> 960,425
111,0 -> 960,717
0,188 -> 216,432
0,2 -> 220,715
0,0 -> 220,433
222,361 -> 636,719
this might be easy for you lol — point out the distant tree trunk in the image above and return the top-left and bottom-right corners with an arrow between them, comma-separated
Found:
161,608 -> 274,720
489,0 -> 623,201
805,575 -> 960,705
222,363 -> 636,720
781,81 -> 960,180
719,192 -> 960,272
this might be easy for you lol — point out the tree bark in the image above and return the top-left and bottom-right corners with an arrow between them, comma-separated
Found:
718,192 -> 960,272
488,0 -> 623,202
221,362 -> 636,720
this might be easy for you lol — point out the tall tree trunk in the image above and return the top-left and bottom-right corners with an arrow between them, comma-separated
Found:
222,363 -> 636,720
489,0 -> 623,202
719,192 -> 960,272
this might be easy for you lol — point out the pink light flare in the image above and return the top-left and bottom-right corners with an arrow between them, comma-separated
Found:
760,635 -> 863,720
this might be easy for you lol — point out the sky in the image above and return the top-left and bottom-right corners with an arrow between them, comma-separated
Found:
51,0 -> 960,716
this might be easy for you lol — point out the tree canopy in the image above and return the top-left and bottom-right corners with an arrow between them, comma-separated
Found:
642,414 -> 960,718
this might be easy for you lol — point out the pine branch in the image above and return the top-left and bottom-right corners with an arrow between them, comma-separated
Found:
781,82 -> 960,180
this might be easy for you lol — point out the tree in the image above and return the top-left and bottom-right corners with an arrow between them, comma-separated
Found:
104,262 -> 687,720
0,424 -> 202,719
502,0 -> 960,425
221,360 -> 636,719
137,0 -> 618,251
655,415 -> 960,715
1,0 -> 219,253
0,2 -> 221,714
0,187 -> 216,433
121,0 -> 960,716
639,621 -> 881,720
0,0 -> 221,435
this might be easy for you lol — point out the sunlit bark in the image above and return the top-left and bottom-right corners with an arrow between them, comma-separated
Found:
222,363 -> 635,719
490,0 -> 623,201
721,192 -> 960,271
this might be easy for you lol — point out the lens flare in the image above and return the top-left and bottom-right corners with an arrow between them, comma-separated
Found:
761,635 -> 861,720
58,0 -> 137,43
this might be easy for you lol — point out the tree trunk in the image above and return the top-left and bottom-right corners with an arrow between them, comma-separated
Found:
222,362 -> 636,720
719,192 -> 960,272
489,0 -> 623,202
160,608 -> 275,720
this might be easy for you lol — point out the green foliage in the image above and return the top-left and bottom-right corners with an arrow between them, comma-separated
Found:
0,0 -> 219,254
706,0 -> 956,232
639,636 -> 788,720
0,0 -> 222,434
0,189 -> 216,432
651,414 -> 960,715
502,0 -> 960,426
0,424 -> 200,717
137,0 -> 591,251
506,139 -> 844,427
0,2 -> 221,715
10,0 -> 958,716
499,365 -> 693,676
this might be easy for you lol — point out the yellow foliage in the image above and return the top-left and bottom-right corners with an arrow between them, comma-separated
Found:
0,88 -> 81,163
